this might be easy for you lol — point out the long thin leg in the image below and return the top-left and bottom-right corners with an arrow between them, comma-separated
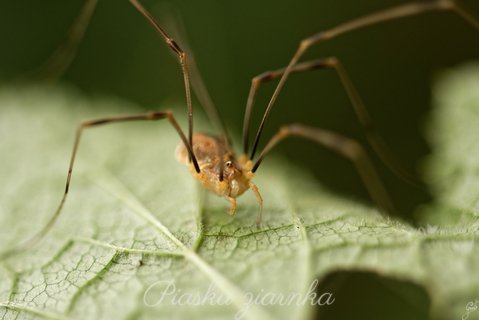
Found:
159,10 -> 232,149
248,0 -> 479,159
242,60 -> 330,154
242,57 -> 419,185
0,111 -> 199,260
22,0 -> 98,81
252,124 -> 395,216
129,0 -> 195,155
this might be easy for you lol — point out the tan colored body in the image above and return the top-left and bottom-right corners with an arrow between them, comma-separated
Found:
175,133 -> 262,218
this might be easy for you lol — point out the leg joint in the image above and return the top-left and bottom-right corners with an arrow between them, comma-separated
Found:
146,111 -> 169,120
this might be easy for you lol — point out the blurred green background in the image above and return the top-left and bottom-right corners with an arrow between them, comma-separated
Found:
1,0 -> 479,222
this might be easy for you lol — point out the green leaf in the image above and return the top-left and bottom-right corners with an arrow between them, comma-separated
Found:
420,63 -> 479,227
1,64 -> 479,320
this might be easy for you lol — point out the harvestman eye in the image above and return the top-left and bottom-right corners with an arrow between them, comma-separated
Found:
1,0 -> 478,260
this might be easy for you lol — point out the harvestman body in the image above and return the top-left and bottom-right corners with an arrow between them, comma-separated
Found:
1,0 -> 478,259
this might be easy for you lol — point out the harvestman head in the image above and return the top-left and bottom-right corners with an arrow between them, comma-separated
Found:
1,0 -> 478,260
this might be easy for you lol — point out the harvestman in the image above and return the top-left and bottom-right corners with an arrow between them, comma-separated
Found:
2,0 -> 478,259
